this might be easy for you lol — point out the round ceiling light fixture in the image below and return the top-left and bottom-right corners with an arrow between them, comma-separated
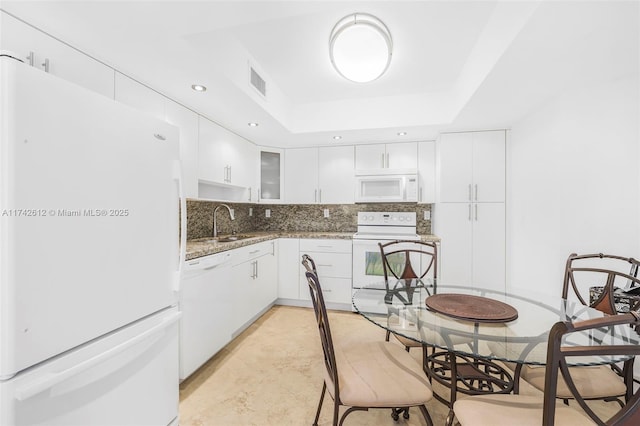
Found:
329,13 -> 392,83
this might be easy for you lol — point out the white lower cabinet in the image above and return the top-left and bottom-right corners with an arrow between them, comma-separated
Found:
299,239 -> 352,305
231,240 -> 277,335
278,238 -> 300,299
179,241 -> 277,380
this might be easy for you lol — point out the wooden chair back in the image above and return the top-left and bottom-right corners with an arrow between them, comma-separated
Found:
543,311 -> 640,425
378,240 -> 438,283
302,254 -> 339,401
562,253 -> 640,315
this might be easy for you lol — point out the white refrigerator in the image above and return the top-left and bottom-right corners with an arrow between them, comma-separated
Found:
0,54 -> 185,425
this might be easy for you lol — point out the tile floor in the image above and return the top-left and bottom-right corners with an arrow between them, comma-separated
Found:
178,305 -> 619,426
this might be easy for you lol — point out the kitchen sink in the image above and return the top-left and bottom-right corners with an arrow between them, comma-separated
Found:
205,235 -> 254,243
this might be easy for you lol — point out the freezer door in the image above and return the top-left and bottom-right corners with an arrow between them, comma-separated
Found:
0,307 -> 180,426
0,57 -> 181,378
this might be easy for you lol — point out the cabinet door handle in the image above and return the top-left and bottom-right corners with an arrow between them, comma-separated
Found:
258,189 -> 261,202
318,189 -> 322,203
248,187 -> 252,202
475,184 -> 478,201
41,58 -> 49,73
228,166 -> 232,183
26,51 -> 34,66
314,189 -> 317,203
475,204 -> 478,221
251,260 -> 257,279
386,153 -> 390,168
381,153 -> 385,168
468,204 -> 472,221
468,184 -> 472,201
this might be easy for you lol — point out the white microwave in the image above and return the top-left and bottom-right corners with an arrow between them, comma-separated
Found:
355,174 -> 418,203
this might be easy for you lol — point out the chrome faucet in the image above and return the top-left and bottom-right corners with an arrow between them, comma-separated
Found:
213,204 -> 235,238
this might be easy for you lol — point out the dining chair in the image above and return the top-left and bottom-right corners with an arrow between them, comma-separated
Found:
518,253 -> 640,406
301,254 -> 434,426
453,311 -> 640,426
378,240 -> 438,351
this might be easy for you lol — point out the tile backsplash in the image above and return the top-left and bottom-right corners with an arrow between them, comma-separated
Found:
187,199 -> 432,240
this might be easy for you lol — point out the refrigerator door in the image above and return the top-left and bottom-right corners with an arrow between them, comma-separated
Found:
0,57 -> 181,378
0,307 -> 180,426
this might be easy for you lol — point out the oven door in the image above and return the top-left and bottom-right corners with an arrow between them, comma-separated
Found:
352,239 -> 423,289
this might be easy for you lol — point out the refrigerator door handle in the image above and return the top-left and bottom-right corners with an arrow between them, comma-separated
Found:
174,160 -> 186,293
14,311 -> 182,401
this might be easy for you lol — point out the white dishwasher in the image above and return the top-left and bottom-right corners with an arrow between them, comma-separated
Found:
179,251 -> 233,380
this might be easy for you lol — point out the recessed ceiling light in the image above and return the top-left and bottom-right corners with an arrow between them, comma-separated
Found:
329,13 -> 393,83
397,131 -> 407,136
333,136 -> 342,140
248,122 -> 259,127
191,84 -> 207,92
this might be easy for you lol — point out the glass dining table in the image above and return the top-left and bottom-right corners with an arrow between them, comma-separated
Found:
352,279 -> 640,424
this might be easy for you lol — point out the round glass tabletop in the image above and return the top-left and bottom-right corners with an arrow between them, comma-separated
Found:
352,280 -> 640,365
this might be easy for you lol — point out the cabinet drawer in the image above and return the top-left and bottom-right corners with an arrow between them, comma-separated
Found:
300,252 -> 351,279
230,241 -> 274,266
299,239 -> 352,254
299,277 -> 352,304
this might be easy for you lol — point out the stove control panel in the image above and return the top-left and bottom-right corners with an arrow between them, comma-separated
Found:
357,212 -> 416,226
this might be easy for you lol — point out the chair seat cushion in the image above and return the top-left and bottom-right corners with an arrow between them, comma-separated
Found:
520,364 -> 626,399
454,394 -> 595,426
329,341 -> 432,408
392,333 -> 422,348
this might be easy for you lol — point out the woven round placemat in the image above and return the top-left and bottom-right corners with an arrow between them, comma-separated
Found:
425,293 -> 518,323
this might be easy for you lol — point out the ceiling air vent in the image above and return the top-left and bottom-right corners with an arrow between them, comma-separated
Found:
250,66 -> 267,98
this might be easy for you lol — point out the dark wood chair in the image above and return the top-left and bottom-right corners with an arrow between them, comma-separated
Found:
454,311 -> 640,425
562,253 -> 640,315
301,254 -> 434,426
378,240 -> 438,351
518,253 -> 640,406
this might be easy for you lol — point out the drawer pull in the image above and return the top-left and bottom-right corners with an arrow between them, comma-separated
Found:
317,245 -> 333,248
249,250 -> 260,254
317,264 -> 333,267
322,289 -> 332,293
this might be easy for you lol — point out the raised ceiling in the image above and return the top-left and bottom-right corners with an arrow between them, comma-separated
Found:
1,1 -> 638,147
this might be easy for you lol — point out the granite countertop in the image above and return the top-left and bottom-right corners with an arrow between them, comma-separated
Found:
186,232 -> 440,260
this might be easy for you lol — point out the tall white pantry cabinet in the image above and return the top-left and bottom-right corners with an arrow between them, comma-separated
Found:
434,130 -> 506,292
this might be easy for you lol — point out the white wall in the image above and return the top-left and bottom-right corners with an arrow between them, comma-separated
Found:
507,75 -> 639,294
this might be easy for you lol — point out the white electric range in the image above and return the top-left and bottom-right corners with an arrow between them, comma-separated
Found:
352,212 -> 420,290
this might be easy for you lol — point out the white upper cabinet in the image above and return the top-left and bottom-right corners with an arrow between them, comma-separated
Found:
471,131 -> 506,203
438,131 -> 505,203
285,146 -> 355,204
318,146 -> 355,204
258,148 -> 284,203
285,148 -> 318,204
0,11 -> 114,98
198,116 -> 256,193
165,100 -> 199,199
355,142 -> 417,172
417,141 -> 436,204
